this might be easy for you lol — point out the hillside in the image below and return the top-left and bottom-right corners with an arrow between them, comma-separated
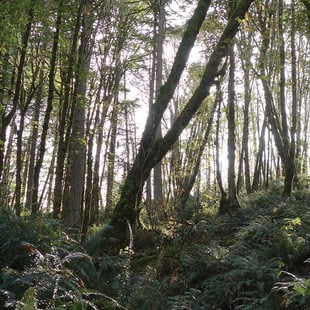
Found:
1,180 -> 310,309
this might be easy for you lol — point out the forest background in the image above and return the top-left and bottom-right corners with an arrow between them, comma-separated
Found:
1,0 -> 310,308
0,0 -> 309,244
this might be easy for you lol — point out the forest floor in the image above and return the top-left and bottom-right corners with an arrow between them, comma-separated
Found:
1,180 -> 310,309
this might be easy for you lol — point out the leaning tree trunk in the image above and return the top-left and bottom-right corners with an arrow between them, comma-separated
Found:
92,0 -> 255,255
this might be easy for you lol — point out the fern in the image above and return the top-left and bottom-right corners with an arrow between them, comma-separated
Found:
271,271 -> 310,309
16,287 -> 37,310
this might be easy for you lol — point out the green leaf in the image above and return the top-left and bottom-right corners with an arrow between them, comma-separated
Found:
16,287 -> 36,310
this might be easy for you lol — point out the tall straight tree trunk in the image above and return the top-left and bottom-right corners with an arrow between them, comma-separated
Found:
287,0 -> 297,185
153,0 -> 165,205
278,0 -> 292,196
105,100 -> 119,219
15,111 -> 26,216
62,0 -> 92,228
90,95 -> 110,225
257,0 -> 295,197
53,1 -> 82,219
82,86 -> 103,233
220,41 -> 239,214
237,34 -> 252,193
227,43 -> 236,206
279,0 -> 296,196
0,5 -> 33,182
25,70 -> 43,210
95,0 -> 254,254
82,126 -> 94,239
215,96 -> 226,199
252,116 -> 268,191
15,76 -> 38,214
1,117 -> 15,206
32,1 -> 62,213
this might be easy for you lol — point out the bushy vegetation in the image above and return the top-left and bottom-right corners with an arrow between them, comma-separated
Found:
2,181 -> 310,309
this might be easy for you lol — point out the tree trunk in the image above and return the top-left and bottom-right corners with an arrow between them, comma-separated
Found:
105,101 -> 119,219
62,0 -> 92,229
0,5 -> 33,182
283,18 -> 297,192
278,0 -> 294,197
237,33 -> 252,193
97,0 -> 254,254
82,128 -> 94,240
257,0 -> 296,197
15,113 -> 25,216
215,94 -> 226,199
153,0 -> 165,205
32,2 -> 62,212
176,90 -> 218,220
90,95 -> 110,225
252,116 -> 267,191
25,70 -> 44,210
53,1 -> 82,219
219,42 -> 240,214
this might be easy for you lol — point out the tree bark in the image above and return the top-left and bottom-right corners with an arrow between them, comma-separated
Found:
25,70 -> 44,210
176,90 -> 218,220
237,32 -> 252,194
0,5 -> 33,183
97,0 -> 254,254
219,42 -> 240,214
153,0 -> 165,205
53,0 -> 82,219
105,101 -> 119,218
32,1 -> 62,212
62,0 -> 92,229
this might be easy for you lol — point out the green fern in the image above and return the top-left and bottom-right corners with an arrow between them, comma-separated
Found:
271,271 -> 310,309
16,287 -> 36,310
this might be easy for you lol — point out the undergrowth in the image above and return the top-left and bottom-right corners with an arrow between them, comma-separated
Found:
1,180 -> 310,309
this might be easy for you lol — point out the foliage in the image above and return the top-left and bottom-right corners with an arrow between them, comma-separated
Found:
0,208 -> 128,309
125,180 -> 310,309
2,181 -> 310,308
0,208 -> 60,270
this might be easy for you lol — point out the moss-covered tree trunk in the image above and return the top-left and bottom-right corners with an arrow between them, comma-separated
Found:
102,0 -> 255,254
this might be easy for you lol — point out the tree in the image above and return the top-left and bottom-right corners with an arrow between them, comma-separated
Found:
153,0 -> 166,206
98,0 -> 255,254
237,29 -> 252,194
0,1 -> 34,194
175,92 -> 218,220
53,0 -> 83,219
32,0 -> 63,213
219,5 -> 240,214
256,0 -> 298,197
62,0 -> 93,228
